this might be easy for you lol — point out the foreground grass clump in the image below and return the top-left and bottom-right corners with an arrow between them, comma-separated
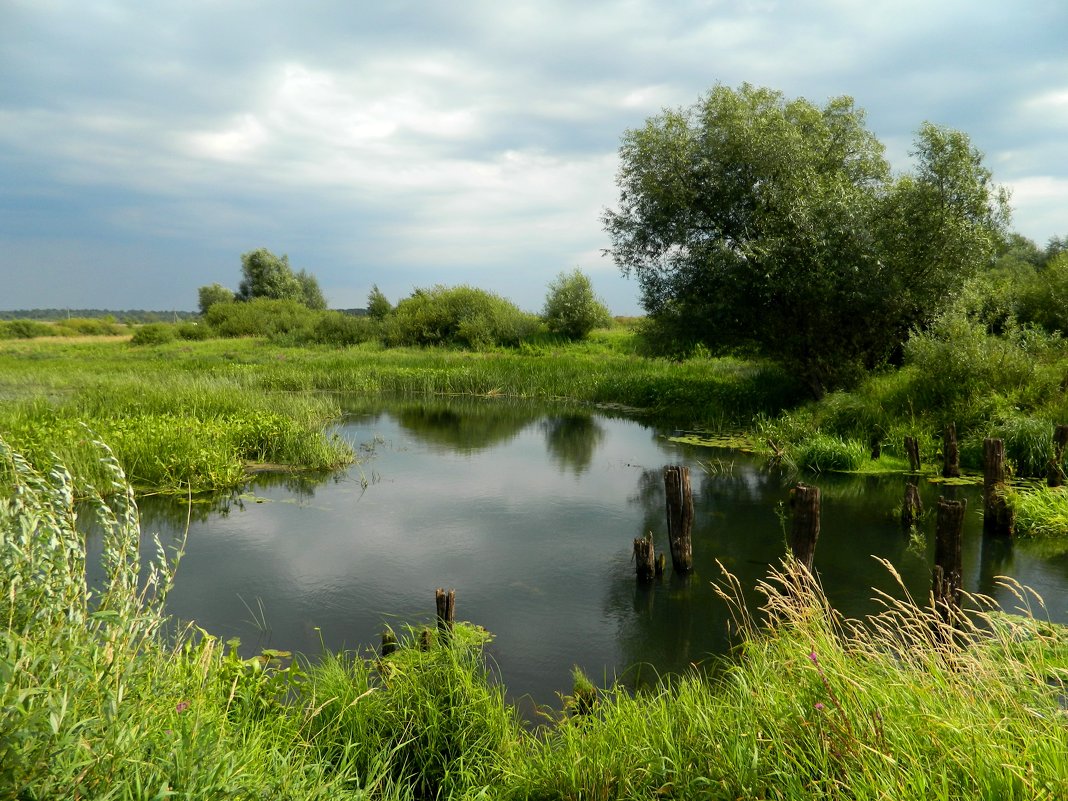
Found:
1011,485 -> 1068,538
509,565 -> 1068,800
5,438 -> 1067,800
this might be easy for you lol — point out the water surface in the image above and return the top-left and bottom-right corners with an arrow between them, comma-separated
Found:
116,397 -> 1068,708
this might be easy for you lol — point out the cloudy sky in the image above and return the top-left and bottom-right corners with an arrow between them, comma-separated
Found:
2,0 -> 1066,314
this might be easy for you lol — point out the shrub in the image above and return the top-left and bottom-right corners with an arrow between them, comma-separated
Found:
129,323 -> 176,346
542,268 -> 612,340
308,311 -> 378,346
0,319 -> 54,339
1017,252 -> 1068,334
901,312 -> 1034,427
177,321 -> 212,340
205,298 -> 321,338
198,282 -> 235,314
386,285 -> 540,348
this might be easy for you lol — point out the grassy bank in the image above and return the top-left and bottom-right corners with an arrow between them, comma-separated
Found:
4,442 -> 1066,799
0,333 -> 803,495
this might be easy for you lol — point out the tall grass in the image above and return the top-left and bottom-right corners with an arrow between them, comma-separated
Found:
507,563 -> 1068,799
1011,485 -> 1068,538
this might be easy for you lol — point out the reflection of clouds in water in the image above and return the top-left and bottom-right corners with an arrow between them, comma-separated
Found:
136,400 -> 1068,708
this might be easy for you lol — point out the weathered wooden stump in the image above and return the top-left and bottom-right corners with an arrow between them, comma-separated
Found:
933,497 -> 966,622
655,552 -> 666,577
982,438 -> 1014,537
664,465 -> 694,573
419,628 -> 432,651
1048,424 -> 1068,487
789,483 -> 821,571
380,628 -> 398,657
942,423 -> 960,478
633,536 -> 655,582
435,588 -> 456,634
904,436 -> 921,473
901,481 -> 923,529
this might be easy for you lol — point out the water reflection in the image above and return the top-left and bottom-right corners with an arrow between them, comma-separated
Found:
540,414 -> 606,475
393,398 -> 536,453
92,398 -> 1068,710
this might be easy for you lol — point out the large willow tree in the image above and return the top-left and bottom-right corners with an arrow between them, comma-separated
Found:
604,83 -> 1009,396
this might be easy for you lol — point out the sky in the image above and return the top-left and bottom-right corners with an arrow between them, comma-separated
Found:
1,1 -> 1066,315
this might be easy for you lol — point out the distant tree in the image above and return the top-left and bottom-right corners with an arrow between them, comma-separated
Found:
236,248 -> 303,302
296,269 -> 327,310
604,83 -> 1009,396
542,269 -> 612,339
367,284 -> 393,319
996,233 -> 1044,269
197,283 -> 235,315
1046,235 -> 1068,265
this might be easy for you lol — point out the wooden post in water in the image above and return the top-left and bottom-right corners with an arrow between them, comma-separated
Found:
982,438 -> 1014,537
932,497 -> 966,622
380,628 -> 398,657
904,436 -> 921,473
789,483 -> 821,571
942,423 -> 960,478
419,628 -> 432,651
663,465 -> 694,573
633,536 -> 655,582
655,552 -> 666,578
901,481 -> 923,529
1048,424 -> 1068,487
435,588 -> 456,634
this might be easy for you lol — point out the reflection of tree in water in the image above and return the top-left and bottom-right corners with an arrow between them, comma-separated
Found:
392,397 -> 537,452
540,414 -> 606,474
136,470 -> 329,529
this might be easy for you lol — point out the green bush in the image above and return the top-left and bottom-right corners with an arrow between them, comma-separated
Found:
0,319 -> 54,339
385,285 -> 540,349
205,298 -> 321,338
900,312 -> 1035,428
176,321 -> 212,340
542,268 -> 612,340
1017,252 -> 1068,334
307,311 -> 378,346
129,323 -> 176,346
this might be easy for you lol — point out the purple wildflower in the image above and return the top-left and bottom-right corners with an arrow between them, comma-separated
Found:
814,702 -> 825,711
176,701 -> 190,714
808,651 -> 819,665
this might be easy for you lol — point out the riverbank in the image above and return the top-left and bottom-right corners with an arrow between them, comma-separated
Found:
4,442 -> 1066,799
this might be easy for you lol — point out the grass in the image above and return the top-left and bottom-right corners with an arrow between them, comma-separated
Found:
5,439 -> 1068,799
1011,484 -> 1068,538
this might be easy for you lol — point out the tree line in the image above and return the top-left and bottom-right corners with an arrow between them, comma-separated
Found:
196,248 -> 613,347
